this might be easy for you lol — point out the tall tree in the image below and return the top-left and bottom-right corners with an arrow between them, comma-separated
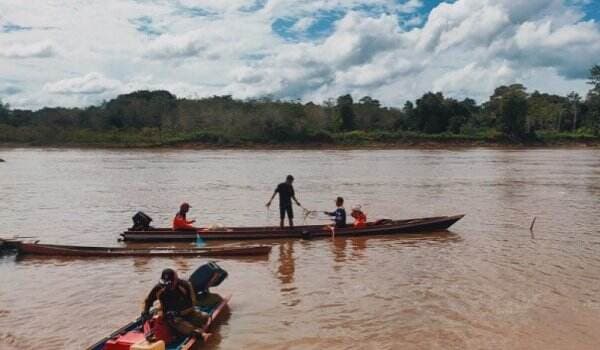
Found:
567,92 -> 581,131
588,64 -> 600,91
335,94 -> 355,131
0,100 -> 9,122
414,92 -> 449,133
500,89 -> 528,139
587,65 -> 600,134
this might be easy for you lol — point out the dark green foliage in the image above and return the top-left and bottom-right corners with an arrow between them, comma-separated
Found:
499,88 -> 528,139
414,92 -> 448,133
335,94 -> 355,131
588,64 -> 600,91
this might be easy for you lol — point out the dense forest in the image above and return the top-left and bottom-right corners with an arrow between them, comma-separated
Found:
1,65 -> 600,146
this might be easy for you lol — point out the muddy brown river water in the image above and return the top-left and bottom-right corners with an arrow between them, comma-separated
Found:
1,148 -> 599,349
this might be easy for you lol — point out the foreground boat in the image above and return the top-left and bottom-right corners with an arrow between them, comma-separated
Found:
12,241 -> 271,258
88,262 -> 231,350
121,214 -> 465,242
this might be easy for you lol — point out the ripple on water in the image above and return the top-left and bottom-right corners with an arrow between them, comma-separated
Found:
2,148 -> 600,349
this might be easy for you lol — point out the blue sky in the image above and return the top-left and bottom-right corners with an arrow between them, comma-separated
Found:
0,0 -> 599,109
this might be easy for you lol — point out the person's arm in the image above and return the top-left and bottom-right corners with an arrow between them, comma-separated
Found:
266,187 -> 278,207
142,285 -> 160,316
323,211 -> 334,216
291,187 -> 301,206
174,215 -> 195,229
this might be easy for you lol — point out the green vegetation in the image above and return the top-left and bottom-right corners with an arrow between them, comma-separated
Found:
1,66 -> 600,147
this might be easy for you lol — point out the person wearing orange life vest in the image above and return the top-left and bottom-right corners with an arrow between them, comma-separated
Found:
351,205 -> 367,227
173,202 -> 196,230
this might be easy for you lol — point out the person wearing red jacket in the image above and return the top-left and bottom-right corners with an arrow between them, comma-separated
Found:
173,203 -> 196,230
351,205 -> 367,227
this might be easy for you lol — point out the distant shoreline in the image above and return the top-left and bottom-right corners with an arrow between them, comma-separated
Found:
2,137 -> 599,150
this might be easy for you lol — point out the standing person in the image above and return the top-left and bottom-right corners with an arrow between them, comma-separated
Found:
173,202 -> 196,230
266,175 -> 301,228
141,268 -> 210,341
324,197 -> 347,228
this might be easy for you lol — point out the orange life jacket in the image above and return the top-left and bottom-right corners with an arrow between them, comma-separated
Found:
173,213 -> 194,230
351,210 -> 367,227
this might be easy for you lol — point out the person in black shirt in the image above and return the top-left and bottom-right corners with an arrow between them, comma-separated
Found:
142,268 -> 210,341
324,197 -> 347,228
266,175 -> 301,228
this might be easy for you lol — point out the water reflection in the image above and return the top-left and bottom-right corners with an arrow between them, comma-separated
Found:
132,257 -> 150,273
277,241 -> 295,286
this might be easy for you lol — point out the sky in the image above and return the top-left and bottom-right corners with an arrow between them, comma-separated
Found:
0,0 -> 599,110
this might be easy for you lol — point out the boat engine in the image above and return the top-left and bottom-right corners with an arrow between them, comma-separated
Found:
189,261 -> 228,294
131,211 -> 153,231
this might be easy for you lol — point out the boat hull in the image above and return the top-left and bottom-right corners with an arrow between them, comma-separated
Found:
15,242 -> 271,258
121,214 -> 465,242
87,293 -> 231,350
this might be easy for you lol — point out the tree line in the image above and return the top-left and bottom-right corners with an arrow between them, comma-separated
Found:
1,65 -> 599,145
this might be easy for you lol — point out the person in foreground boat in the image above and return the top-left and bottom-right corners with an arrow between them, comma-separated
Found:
142,268 -> 210,342
266,175 -> 302,228
351,205 -> 367,227
324,197 -> 347,228
173,202 -> 196,230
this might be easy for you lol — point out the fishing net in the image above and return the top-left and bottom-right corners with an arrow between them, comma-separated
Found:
302,207 -> 320,220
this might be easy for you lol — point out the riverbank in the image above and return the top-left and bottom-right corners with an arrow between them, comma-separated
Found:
1,129 -> 599,149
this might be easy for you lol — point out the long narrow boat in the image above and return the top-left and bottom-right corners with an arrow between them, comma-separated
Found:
88,262 -> 231,350
13,241 -> 271,257
121,214 -> 465,242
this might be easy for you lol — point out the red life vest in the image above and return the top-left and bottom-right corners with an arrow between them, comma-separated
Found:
351,210 -> 367,227
173,213 -> 194,230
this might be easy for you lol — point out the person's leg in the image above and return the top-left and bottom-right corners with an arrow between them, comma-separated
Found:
287,206 -> 294,227
168,310 -> 209,337
187,309 -> 209,328
279,206 -> 285,228
168,316 -> 196,337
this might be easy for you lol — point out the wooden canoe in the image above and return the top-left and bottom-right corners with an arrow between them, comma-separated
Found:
87,293 -> 231,350
121,214 -> 465,242
14,241 -> 271,257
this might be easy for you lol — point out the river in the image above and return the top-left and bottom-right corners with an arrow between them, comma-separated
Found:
1,147 -> 599,349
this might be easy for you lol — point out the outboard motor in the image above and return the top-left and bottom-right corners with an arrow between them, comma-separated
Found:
131,211 -> 153,231
189,261 -> 228,295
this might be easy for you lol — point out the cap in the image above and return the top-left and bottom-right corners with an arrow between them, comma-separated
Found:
286,175 -> 294,181
159,268 -> 177,286
180,202 -> 190,209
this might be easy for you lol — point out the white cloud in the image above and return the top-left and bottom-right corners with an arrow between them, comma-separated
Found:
0,40 -> 56,58
145,31 -> 208,59
1,0 -> 600,109
397,0 -> 424,14
44,73 -> 122,95
291,17 -> 316,32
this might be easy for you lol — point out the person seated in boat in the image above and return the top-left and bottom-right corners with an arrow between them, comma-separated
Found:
266,175 -> 302,228
350,205 -> 367,228
324,197 -> 347,228
173,202 -> 196,230
142,268 -> 210,342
